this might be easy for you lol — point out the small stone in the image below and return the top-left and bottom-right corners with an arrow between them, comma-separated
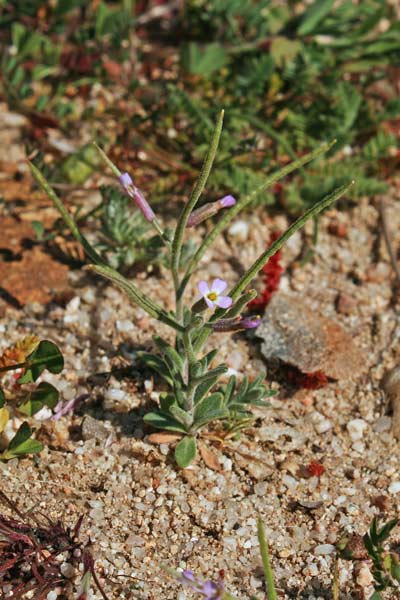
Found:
355,563 -> 374,588
116,319 -> 134,333
81,415 -> 111,442
328,221 -> 348,238
104,388 -> 126,402
372,416 -> 392,433
228,220 -> 249,242
314,544 -> 335,555
346,418 -> 367,441
314,418 -> 332,434
388,481 -> 400,494
336,293 -> 357,315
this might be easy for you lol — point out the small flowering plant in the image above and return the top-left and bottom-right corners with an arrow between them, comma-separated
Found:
30,111 -> 352,467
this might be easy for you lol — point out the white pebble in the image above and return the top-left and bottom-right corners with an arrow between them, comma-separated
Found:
228,220 -> 249,242
66,296 -> 80,311
314,418 -> 332,434
389,481 -> 400,494
347,418 -> 367,441
47,592 -> 58,600
104,388 -> 126,402
314,544 -> 335,555
116,319 -> 134,333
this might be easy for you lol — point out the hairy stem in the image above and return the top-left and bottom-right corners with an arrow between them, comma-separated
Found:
171,110 -> 224,305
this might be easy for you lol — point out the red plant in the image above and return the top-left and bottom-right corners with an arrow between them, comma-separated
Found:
306,460 -> 325,478
286,367 -> 329,390
248,231 -> 284,312
0,491 -> 109,600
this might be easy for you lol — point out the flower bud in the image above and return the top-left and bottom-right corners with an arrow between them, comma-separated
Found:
119,172 -> 156,222
187,195 -> 236,228
211,315 -> 261,332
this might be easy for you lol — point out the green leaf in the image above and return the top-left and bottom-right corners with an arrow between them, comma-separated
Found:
140,353 -> 173,386
2,422 -> 43,459
19,382 -> 59,416
193,392 -> 228,428
143,411 -> 187,433
169,405 -> 193,430
270,37 -> 301,68
377,519 -> 398,543
175,436 -> 196,468
18,341 -> 64,384
193,376 -> 221,404
31,220 -> 45,241
182,42 -> 228,77
297,0 -> 333,36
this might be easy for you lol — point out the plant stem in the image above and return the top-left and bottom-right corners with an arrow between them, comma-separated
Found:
182,329 -> 197,413
171,110 -> 224,306
29,161 -> 105,266
257,517 -> 278,600
179,139 -> 336,297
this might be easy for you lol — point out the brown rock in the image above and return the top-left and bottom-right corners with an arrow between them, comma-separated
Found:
256,293 -> 366,380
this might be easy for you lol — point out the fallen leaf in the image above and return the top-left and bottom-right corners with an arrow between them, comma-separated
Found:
147,432 -> 182,444
198,442 -> 223,472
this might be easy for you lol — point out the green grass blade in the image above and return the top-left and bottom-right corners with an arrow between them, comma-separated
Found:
257,517 -> 278,600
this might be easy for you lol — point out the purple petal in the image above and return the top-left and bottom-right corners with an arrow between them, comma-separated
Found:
211,278 -> 227,294
119,172 -> 133,187
181,570 -> 196,582
201,581 -> 218,594
219,195 -> 236,208
198,280 -> 210,297
215,295 -> 232,309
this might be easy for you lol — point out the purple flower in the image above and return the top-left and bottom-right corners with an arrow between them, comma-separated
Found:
187,195 -> 236,227
180,570 -> 224,600
119,172 -> 156,222
212,315 -> 261,332
198,279 -> 233,309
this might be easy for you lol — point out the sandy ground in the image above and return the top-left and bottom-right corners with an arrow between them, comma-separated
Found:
1,117 -> 400,599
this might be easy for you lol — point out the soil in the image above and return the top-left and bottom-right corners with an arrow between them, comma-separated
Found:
1,108 -> 400,600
